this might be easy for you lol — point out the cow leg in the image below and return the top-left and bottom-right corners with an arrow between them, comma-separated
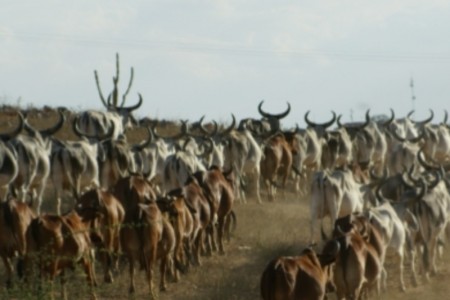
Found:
193,230 -> 203,266
60,270 -> 67,300
145,253 -> 157,299
408,247 -> 419,287
81,256 -> 98,300
217,216 -> 226,255
254,171 -> 262,204
397,251 -> 406,292
159,255 -> 168,291
128,257 -> 136,294
1,256 -> 13,289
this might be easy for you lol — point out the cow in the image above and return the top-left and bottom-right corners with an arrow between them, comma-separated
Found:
156,193 -> 195,281
167,174 -> 214,266
223,115 -> 263,203
0,112 -> 23,201
0,198 -> 35,288
11,110 -> 65,214
112,176 -> 176,297
298,111 -> 336,194
75,188 -> 125,283
260,241 -> 340,300
256,100 -> 291,134
162,137 -> 207,194
332,214 -> 384,299
309,168 -> 367,244
22,211 -> 98,300
192,166 -> 235,255
260,132 -> 293,201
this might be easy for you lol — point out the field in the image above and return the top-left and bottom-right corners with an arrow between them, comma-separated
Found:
0,109 -> 450,299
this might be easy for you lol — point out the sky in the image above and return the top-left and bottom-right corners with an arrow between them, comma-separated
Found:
1,1 -> 450,128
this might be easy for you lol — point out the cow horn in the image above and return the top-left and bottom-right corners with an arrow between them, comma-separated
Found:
221,114 -> 236,135
408,109 -> 434,126
428,170 -> 442,190
133,127 -> 153,151
444,110 -> 448,125
415,178 -> 427,200
383,108 -> 395,127
361,109 -> 371,129
195,115 -> 208,135
258,100 -> 291,119
417,149 -> 436,171
123,93 -> 143,112
72,115 -> 115,140
390,129 -> 406,142
36,109 -> 66,137
0,111 -> 24,140
305,111 -> 336,129
202,137 -> 214,156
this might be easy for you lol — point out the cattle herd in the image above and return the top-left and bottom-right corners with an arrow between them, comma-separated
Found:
0,59 -> 450,299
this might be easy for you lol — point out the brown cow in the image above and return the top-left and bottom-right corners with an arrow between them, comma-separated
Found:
260,241 -> 339,300
192,166 -> 235,255
75,188 -> 125,283
260,132 -> 293,201
0,198 -> 35,288
333,214 -> 384,299
176,175 -> 213,266
157,193 -> 195,282
22,211 -> 98,300
113,175 -> 175,298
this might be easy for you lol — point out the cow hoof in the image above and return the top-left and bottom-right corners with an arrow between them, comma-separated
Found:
219,250 -> 225,256
160,285 -> 167,292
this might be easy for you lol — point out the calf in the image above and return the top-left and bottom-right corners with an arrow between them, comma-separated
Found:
260,241 -> 339,300
156,193 -> 195,281
22,211 -> 98,300
192,166 -> 235,255
333,214 -> 385,298
0,198 -> 35,288
75,188 -> 125,283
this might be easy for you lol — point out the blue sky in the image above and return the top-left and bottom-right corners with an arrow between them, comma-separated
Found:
1,1 -> 450,127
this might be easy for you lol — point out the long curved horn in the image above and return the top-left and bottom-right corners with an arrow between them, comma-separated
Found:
361,109 -> 371,129
382,108 -> 395,127
72,115 -> 115,140
258,100 -> 291,119
123,93 -> 143,112
389,129 -> 406,142
0,112 -> 24,140
37,110 -> 66,137
221,114 -> 236,135
305,111 -> 336,128
133,127 -> 154,151
428,170 -> 442,190
408,109 -> 434,126
443,110 -> 448,125
197,137 -> 214,157
417,149 -> 436,171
